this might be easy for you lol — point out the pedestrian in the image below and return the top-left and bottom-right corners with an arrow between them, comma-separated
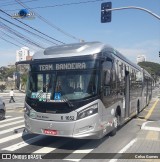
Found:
9,89 -> 15,103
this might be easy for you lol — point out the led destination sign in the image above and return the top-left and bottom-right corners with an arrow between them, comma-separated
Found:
31,61 -> 99,71
39,62 -> 86,71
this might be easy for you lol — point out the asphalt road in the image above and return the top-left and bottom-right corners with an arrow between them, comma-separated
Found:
0,87 -> 159,162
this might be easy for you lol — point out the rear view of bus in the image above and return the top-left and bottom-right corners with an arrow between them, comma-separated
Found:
25,42 -> 106,139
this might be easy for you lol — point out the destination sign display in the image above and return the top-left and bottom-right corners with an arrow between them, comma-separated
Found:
31,60 -> 99,71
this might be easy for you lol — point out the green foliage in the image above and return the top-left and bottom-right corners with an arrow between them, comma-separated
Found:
138,61 -> 160,81
0,66 -> 16,81
0,84 -> 6,92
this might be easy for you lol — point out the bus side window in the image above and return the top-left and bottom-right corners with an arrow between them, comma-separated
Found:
103,60 -> 112,96
104,70 -> 111,85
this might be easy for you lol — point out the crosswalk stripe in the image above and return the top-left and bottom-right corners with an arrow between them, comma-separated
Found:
33,139 -> 71,154
0,120 -> 24,128
65,142 -> 94,162
2,135 -> 46,151
33,146 -> 56,154
0,117 -> 23,123
5,116 -> 12,118
0,125 -> 24,135
0,133 -> 23,144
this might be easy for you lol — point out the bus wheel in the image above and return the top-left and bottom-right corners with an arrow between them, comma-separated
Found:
110,114 -> 119,136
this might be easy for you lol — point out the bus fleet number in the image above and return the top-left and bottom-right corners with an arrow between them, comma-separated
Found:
61,116 -> 74,121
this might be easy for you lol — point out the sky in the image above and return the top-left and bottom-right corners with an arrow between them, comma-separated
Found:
0,0 -> 160,66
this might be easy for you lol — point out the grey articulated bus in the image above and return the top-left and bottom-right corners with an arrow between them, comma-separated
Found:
24,42 -> 152,139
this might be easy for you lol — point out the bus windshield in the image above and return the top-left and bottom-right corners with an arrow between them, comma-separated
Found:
26,70 -> 99,102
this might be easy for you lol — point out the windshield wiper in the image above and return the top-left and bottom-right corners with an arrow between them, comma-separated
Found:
62,95 -> 74,108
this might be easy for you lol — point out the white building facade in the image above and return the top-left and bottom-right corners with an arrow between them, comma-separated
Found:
16,47 -> 30,62
137,55 -> 146,63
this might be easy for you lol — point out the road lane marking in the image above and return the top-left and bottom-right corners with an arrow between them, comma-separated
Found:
0,133 -> 23,144
109,138 -> 137,162
5,116 -> 12,118
33,146 -> 58,154
0,117 -> 23,123
141,121 -> 160,132
0,125 -> 24,135
145,99 -> 159,120
33,138 -> 71,154
64,143 -> 94,162
2,135 -> 46,151
0,120 -> 24,128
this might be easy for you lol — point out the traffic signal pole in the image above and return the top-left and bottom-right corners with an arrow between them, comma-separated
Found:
103,6 -> 160,21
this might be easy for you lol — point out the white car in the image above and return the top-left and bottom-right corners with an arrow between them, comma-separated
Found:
0,97 -> 5,120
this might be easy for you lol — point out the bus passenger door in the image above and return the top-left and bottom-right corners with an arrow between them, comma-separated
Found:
125,70 -> 130,118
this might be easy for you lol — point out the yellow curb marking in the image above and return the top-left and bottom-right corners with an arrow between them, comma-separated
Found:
145,99 -> 159,120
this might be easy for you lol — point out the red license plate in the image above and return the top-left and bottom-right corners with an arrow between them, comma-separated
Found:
43,129 -> 57,135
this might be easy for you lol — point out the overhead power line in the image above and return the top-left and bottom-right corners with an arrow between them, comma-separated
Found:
6,0 -> 106,11
15,0 -> 82,42
0,36 -> 21,48
0,8 -> 65,44
0,29 -> 28,47
0,21 -> 45,49
0,16 -> 59,45
0,0 -> 40,7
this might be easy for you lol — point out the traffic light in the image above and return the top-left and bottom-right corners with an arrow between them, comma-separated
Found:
159,51 -> 160,57
101,2 -> 112,23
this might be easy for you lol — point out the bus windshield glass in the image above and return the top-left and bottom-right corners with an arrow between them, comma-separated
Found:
26,70 -> 99,102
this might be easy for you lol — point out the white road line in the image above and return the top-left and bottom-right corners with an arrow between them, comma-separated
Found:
33,139 -> 71,154
141,121 -> 160,132
5,116 -> 12,118
65,145 -> 94,162
0,133 -> 23,144
0,125 -> 24,135
109,138 -> 137,162
0,117 -> 23,123
0,120 -> 24,128
2,135 -> 46,151
33,146 -> 57,154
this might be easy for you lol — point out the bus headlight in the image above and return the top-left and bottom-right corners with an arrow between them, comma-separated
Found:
25,103 -> 36,118
77,104 -> 98,120
25,108 -> 36,118
29,109 -> 36,118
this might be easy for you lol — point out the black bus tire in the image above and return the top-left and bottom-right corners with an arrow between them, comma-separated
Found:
110,114 -> 119,136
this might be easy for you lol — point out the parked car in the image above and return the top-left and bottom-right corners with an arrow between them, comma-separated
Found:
0,97 -> 5,120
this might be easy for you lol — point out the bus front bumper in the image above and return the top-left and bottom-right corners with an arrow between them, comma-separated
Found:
24,113 -> 103,139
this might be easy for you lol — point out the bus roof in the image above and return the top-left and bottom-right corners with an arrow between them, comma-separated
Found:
33,42 -> 112,60
32,41 -> 142,71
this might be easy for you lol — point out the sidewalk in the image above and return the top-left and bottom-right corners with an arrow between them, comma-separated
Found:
117,98 -> 160,161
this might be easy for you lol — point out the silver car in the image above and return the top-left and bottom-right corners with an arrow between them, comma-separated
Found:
0,97 -> 5,120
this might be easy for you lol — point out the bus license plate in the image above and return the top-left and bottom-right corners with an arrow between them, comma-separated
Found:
43,129 -> 57,135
